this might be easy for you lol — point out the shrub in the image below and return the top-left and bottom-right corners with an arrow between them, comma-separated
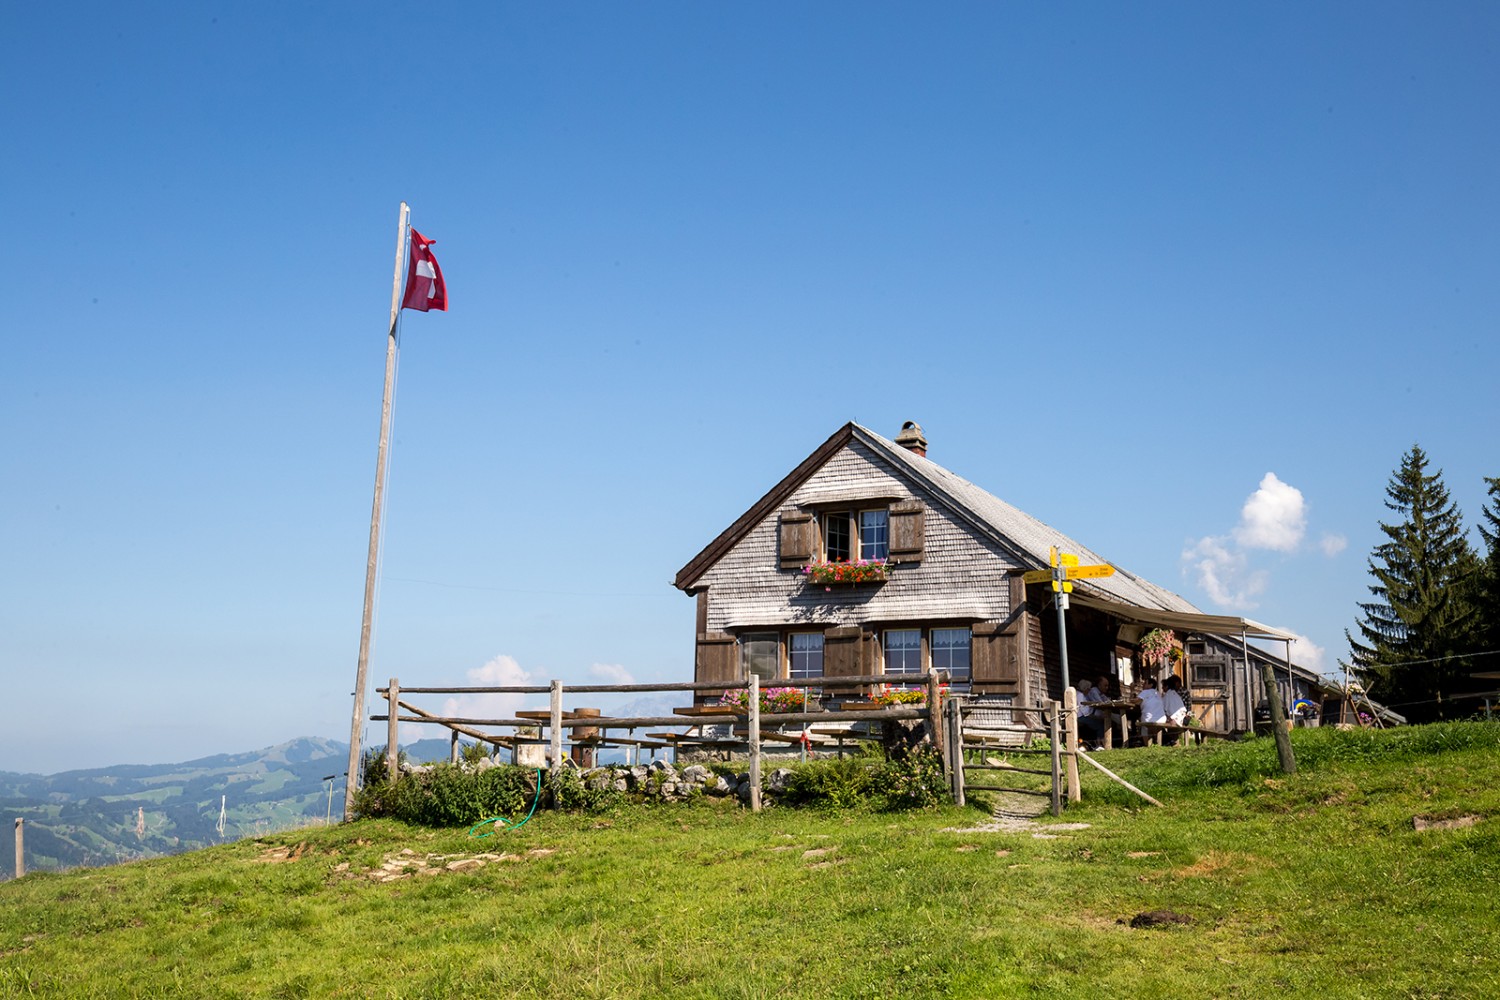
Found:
354,763 -> 541,826
780,746 -> 950,811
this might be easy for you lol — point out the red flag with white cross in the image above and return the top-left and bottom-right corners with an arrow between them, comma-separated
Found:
400,229 -> 447,312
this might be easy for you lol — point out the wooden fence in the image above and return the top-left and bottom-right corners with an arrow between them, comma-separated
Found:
370,672 -> 947,812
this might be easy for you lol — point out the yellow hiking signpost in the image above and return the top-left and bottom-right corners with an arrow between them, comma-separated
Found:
1022,548 -> 1115,690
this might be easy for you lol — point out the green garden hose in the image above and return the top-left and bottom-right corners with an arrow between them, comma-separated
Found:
467,768 -> 544,837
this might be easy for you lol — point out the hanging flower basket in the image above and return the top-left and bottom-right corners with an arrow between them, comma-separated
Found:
1139,628 -> 1176,667
801,559 -> 888,587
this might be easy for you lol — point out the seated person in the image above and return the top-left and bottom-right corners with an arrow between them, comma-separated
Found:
1161,676 -> 1190,744
1076,679 -> 1105,749
1138,678 -> 1166,742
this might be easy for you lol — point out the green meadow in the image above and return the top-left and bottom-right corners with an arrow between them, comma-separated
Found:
3,724 -> 1497,999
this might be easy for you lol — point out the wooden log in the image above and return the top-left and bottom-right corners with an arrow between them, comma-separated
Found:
1048,701 -> 1062,818
1075,748 -> 1165,807
381,674 -> 944,696
927,670 -> 944,758
387,678 -> 400,784
962,785 -> 1053,797
969,761 -> 1054,777
1063,687 -> 1081,804
749,674 -> 762,812
370,706 -> 930,730
549,680 -> 563,775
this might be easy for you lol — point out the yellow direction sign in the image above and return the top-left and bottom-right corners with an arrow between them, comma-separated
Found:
1021,563 -> 1117,585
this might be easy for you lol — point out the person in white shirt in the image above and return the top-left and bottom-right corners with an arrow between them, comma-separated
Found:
1161,676 -> 1190,745
1138,678 -> 1166,726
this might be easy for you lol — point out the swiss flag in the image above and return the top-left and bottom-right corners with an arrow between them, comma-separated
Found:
400,228 -> 447,312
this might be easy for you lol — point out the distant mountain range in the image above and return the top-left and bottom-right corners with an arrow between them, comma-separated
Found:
1,735 -> 467,878
2,699 -> 688,878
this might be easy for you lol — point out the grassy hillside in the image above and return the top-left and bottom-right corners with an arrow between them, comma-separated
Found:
2,725 -> 1497,998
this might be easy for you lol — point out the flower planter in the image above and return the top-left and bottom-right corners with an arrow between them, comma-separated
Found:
801,560 -> 889,587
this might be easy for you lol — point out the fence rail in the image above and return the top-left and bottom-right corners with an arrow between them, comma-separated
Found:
367,672 -> 948,812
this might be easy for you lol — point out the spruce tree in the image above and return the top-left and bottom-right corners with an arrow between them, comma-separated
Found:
1344,446 -> 1479,722
1476,476 -> 1500,667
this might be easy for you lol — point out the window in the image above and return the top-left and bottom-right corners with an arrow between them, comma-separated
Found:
883,629 -> 922,676
931,628 -> 971,687
741,633 -> 779,680
1192,657 -> 1227,685
824,512 -> 852,562
789,633 -> 824,680
823,508 -> 889,563
859,510 -> 889,561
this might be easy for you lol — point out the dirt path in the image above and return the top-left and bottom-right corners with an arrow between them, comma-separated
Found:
945,789 -> 1092,837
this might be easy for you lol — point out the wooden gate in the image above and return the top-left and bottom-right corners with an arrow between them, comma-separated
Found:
942,697 -> 1064,817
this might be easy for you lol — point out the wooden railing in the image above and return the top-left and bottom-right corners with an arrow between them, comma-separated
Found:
369,672 -> 947,812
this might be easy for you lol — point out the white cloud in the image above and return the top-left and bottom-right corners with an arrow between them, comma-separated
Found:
438,654 -> 533,730
1182,535 -> 1268,608
1318,533 -> 1348,557
1284,632 -> 1325,672
1234,472 -> 1306,552
589,663 -> 635,685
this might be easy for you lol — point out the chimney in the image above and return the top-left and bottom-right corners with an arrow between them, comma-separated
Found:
894,420 -> 927,457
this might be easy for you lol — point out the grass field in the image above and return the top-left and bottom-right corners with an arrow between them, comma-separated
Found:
2,725 -> 1497,999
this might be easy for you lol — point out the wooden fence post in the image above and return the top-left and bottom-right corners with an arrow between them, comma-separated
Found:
1048,702 -> 1062,817
1063,685 -> 1081,804
386,677 -> 400,784
947,697 -> 966,806
748,674 -> 762,812
13,818 -> 22,879
549,679 -> 564,775
927,670 -> 944,758
450,728 -> 461,764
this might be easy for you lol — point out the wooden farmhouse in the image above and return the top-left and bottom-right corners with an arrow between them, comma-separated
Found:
673,421 -> 1338,734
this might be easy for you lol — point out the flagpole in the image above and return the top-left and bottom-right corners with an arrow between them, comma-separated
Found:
345,201 -> 410,820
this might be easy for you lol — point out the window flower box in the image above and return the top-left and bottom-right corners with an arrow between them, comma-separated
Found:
801,559 -> 889,588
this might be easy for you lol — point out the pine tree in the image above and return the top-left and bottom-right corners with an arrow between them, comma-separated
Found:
1475,476 -> 1500,667
1344,446 -> 1479,722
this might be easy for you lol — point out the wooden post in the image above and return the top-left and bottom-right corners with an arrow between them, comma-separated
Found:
1047,702 -> 1062,817
1254,639 -> 1297,774
450,728 -> 461,764
345,201 -> 412,821
13,818 -> 22,879
947,697 -> 966,806
1063,685 -> 1081,803
549,679 -> 564,775
386,677 -> 400,784
927,670 -> 944,758
748,674 -> 762,812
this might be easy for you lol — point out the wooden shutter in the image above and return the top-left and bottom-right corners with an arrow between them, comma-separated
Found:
778,510 -> 815,569
823,626 -> 862,680
695,632 -> 738,686
971,621 -> 1020,692
888,500 -> 925,564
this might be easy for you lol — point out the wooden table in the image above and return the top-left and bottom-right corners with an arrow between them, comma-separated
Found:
1086,698 -> 1139,748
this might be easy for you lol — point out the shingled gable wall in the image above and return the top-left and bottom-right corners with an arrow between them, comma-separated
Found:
694,439 -> 1018,634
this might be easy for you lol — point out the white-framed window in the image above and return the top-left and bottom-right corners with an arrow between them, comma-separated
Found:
789,633 -> 824,680
741,632 -> 780,681
931,628 -> 972,687
823,508 -> 890,562
859,510 -> 889,561
883,629 -> 922,676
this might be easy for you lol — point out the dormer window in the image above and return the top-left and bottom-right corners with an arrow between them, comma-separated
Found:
822,509 -> 889,562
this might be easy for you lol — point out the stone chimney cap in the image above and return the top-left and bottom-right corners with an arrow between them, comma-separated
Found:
895,421 -> 927,456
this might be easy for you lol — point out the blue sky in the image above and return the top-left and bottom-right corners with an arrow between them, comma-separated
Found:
3,3 -> 1496,773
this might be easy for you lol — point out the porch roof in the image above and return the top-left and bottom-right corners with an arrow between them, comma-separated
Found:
1070,593 -> 1298,642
